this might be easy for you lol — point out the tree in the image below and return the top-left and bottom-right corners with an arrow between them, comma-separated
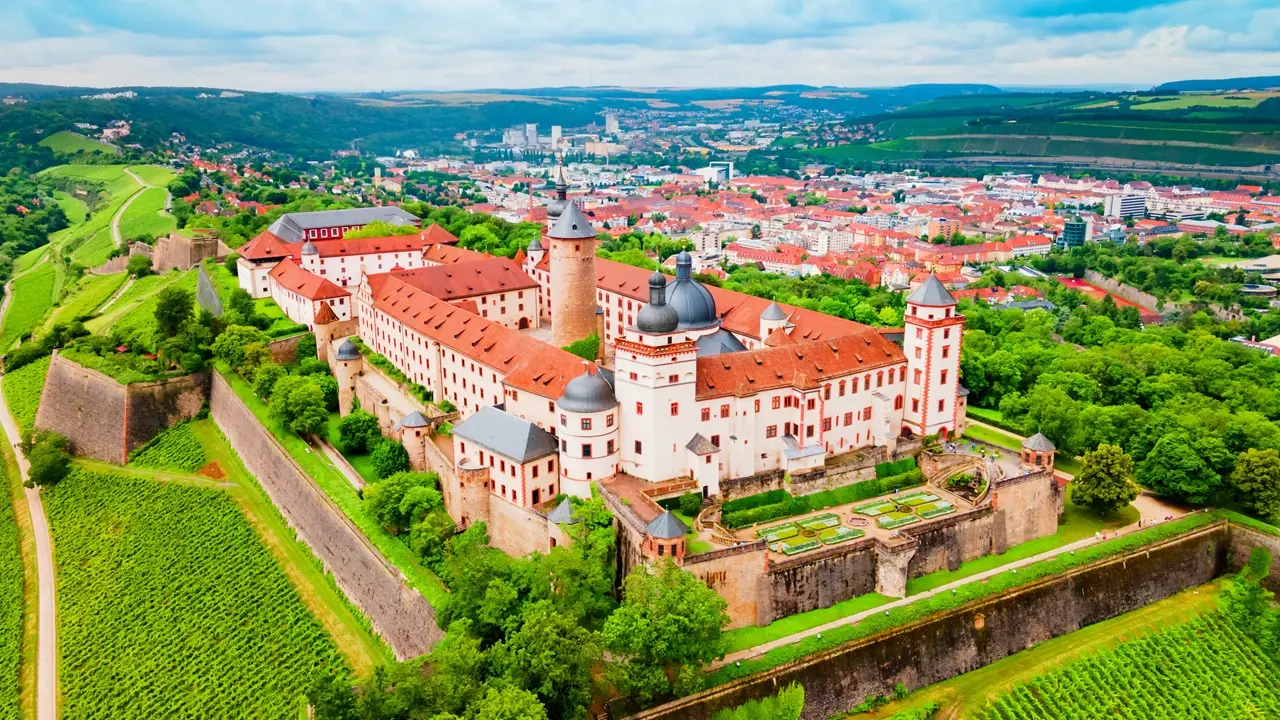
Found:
222,252 -> 240,277
1232,449 -> 1280,521
711,683 -> 805,720
153,286 -> 195,339
26,434 -> 71,488
363,471 -> 441,533
342,220 -> 420,239
338,410 -> 382,454
252,362 -> 285,398
269,375 -> 328,437
211,324 -> 269,370
677,492 -> 703,518
468,686 -> 548,720
749,224 -> 761,240
601,559 -> 729,702
371,438 -> 411,479
1070,444 -> 1138,515
126,253 -> 152,277
1136,433 -> 1221,504
490,601 -> 600,720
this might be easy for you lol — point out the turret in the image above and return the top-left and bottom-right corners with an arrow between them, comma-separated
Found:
301,239 -> 320,273
902,274 -> 962,439
333,339 -> 363,415
760,301 -> 787,342
643,511 -> 689,564
555,365 -> 620,496
547,203 -> 599,346
398,411 -> 430,471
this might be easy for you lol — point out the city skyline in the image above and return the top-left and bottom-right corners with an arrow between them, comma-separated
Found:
2,0 -> 1279,92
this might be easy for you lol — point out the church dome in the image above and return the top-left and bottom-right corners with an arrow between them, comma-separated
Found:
557,370 -> 617,413
636,271 -> 679,334
666,252 -> 717,330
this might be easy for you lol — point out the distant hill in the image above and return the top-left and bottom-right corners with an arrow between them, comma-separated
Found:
1155,76 -> 1280,92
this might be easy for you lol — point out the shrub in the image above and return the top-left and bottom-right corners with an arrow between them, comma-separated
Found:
338,411 -> 382,454
126,253 -> 153,277
223,252 -> 239,276
721,489 -> 789,514
25,431 -> 71,488
252,362 -> 285,399
875,456 -> 917,479
722,470 -> 925,529
371,438 -> 411,479
678,492 -> 703,518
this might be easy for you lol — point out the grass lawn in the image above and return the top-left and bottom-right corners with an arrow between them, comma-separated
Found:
965,406 -> 1006,426
53,191 -> 88,225
127,165 -> 176,187
37,130 -> 118,155
0,262 -> 56,350
904,497 -> 1137,594
117,186 -> 176,241
863,582 -> 1225,718
325,413 -> 381,485
220,368 -> 449,606
43,272 -> 127,329
87,270 -> 188,335
722,592 -> 893,653
672,510 -> 715,554
963,424 -> 1083,476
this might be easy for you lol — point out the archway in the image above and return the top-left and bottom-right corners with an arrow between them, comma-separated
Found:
518,317 -> 530,330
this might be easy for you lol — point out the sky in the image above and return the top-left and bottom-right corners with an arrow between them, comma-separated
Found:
1,0 -> 1279,92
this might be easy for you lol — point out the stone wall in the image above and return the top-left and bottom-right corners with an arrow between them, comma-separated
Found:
267,333 -> 306,366
905,507 -> 996,577
627,521 -> 1231,720
1227,523 -> 1280,592
718,469 -> 786,503
991,470 -> 1061,553
1083,270 -> 1163,313
489,497 -> 551,556
686,543 -> 769,629
152,232 -> 219,274
209,372 -> 442,659
757,540 -> 877,625
35,353 -> 207,463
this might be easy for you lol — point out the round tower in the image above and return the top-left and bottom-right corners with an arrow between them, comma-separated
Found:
548,203 -> 599,346
555,365 -> 620,497
332,339 -> 363,416
399,411 -> 430,471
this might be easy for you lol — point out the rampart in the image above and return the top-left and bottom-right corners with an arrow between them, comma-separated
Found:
1083,269 -> 1164,313
209,372 -> 442,659
35,352 -> 207,463
628,520 -> 1234,720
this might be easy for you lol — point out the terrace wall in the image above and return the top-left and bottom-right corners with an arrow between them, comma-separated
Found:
209,372 -> 441,659
1082,270 -> 1162,312
757,539 -> 877,625
627,521 -> 1232,720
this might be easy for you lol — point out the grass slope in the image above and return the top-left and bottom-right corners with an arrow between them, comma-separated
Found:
0,263 -> 56,350
43,273 -> 127,330
116,187 -> 175,242
1,357 -> 50,435
37,131 -> 117,155
86,270 -> 189,338
45,468 -> 348,719
126,165 -> 176,188
106,270 -> 197,351
0,441 -> 25,720
52,192 -> 87,225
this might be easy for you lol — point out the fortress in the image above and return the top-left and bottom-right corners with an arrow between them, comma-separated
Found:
234,192 -> 1064,628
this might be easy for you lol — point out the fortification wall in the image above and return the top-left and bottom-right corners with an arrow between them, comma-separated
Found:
719,469 -> 786,502
686,544 -> 769,629
758,540 -> 877,625
488,497 -> 551,556
35,353 -> 206,463
1083,270 -> 1163,312
992,471 -> 1061,552
628,521 -> 1230,720
35,353 -> 128,462
905,507 -> 996,577
152,233 -> 217,274
1227,523 -> 1280,592
267,333 -> 306,366
209,372 -> 441,659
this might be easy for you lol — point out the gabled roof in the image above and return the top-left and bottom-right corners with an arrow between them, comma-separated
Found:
268,258 -> 350,301
685,434 -> 720,456
906,274 -> 956,307
645,510 -> 689,540
387,257 -> 538,301
452,406 -> 559,463
694,330 -> 904,400
424,243 -> 488,265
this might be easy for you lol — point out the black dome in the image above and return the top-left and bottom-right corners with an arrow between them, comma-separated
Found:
335,340 -> 361,361
557,370 -> 617,413
666,252 -> 717,330
636,271 -> 678,334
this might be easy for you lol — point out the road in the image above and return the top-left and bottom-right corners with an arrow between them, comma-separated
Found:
317,439 -> 366,490
112,167 -> 172,249
712,494 -> 1189,668
0,269 -> 58,720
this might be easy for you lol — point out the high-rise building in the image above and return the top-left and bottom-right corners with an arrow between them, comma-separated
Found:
1057,215 -> 1092,248
550,125 -> 562,147
1103,194 -> 1146,219
524,123 -> 538,147
604,113 -> 620,135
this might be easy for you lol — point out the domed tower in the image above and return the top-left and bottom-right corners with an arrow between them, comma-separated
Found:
301,239 -> 320,273
616,271 -> 699,483
548,203 -> 600,346
332,339 -> 363,415
555,366 -> 620,497
666,252 -> 718,333
546,163 -> 569,232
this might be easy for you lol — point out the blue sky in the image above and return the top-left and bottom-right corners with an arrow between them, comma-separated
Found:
1,0 -> 1278,91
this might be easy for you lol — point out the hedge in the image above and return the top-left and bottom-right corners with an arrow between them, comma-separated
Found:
722,489 -> 790,515
875,456 -> 917,479
722,470 -> 925,529
704,511 -> 1223,687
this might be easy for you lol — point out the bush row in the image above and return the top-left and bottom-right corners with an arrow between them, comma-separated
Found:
875,456 -> 917,479
722,470 -> 925,529
704,511 -> 1224,687
721,489 -> 789,515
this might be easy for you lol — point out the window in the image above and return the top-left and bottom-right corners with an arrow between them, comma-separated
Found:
772,396 -> 781,410
766,425 -> 777,438
912,398 -> 920,412
824,386 -> 831,400
720,404 -> 730,418
561,440 -> 567,451
606,413 -> 614,427
560,414 -> 567,426
822,418 -> 832,431
938,399 -> 945,412
500,460 -> 506,472
806,425 -> 814,438
852,378 -> 858,393
582,444 -> 592,458
657,543 -> 665,556
942,346 -> 950,359
629,372 -> 637,381
634,440 -> 643,454
806,398 -> 816,410
710,434 -> 720,447
940,370 -> 948,385
943,328 -> 951,339
839,380 -> 846,396
914,369 -> 922,384
915,327 -> 923,339
636,402 -> 644,415
607,440 -> 615,454
581,418 -> 592,430
843,411 -> 853,425
532,465 -> 539,478
877,372 -> 884,388
668,374 -> 678,383
888,368 -> 895,383
549,459 -> 555,471
670,402 -> 679,416
701,408 -> 710,421
864,406 -> 872,420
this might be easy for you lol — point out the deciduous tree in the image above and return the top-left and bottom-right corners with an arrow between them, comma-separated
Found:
1070,443 -> 1138,515
1232,449 -> 1280,521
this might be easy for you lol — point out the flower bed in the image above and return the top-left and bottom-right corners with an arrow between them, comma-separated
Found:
901,492 -> 940,507
756,523 -> 798,542
721,469 -> 926,529
797,514 -> 841,531
853,500 -> 897,517
770,536 -> 821,555
917,500 -> 956,519
819,526 -> 865,545
877,511 -> 921,529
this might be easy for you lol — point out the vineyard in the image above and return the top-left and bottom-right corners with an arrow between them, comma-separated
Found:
0,262 -> 55,350
0,456 -> 24,720
2,356 -> 50,434
974,614 -> 1280,720
128,422 -> 207,472
45,470 -> 347,719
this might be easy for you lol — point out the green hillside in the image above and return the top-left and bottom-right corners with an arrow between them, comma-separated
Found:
37,130 -> 118,155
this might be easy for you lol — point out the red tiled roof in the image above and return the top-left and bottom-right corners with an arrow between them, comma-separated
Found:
385,257 -> 538,301
370,275 -> 588,399
695,331 -> 904,400
238,231 -> 295,261
269,258 -> 349,301
424,243 -> 488,265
